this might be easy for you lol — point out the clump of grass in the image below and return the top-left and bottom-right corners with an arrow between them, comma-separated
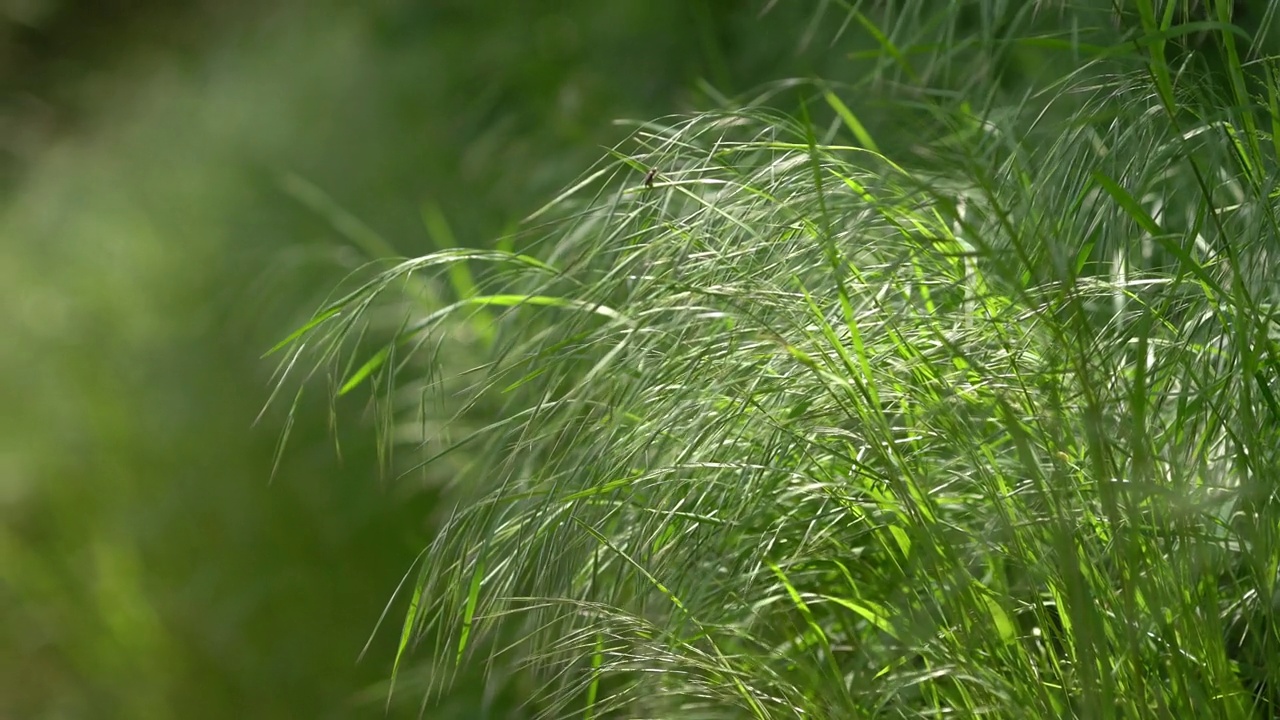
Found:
272,7 -> 1280,720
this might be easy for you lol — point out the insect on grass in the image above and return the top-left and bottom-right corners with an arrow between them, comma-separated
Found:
643,167 -> 658,189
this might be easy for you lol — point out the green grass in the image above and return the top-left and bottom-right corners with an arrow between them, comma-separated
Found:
275,2 -> 1280,717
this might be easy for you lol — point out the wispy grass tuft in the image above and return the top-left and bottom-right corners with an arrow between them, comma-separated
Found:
274,4 -> 1280,718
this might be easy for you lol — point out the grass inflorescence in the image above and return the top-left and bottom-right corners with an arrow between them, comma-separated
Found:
273,3 -> 1280,717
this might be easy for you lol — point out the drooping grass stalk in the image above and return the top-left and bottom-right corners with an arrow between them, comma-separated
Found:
273,4 -> 1280,718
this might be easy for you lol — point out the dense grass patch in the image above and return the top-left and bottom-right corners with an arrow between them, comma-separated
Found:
275,4 -> 1280,718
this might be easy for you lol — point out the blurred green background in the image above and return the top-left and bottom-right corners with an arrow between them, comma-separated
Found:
0,2 -> 890,717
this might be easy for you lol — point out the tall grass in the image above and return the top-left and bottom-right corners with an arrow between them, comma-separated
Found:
274,2 -> 1280,717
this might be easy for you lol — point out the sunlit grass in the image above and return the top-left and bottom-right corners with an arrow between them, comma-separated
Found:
277,2 -> 1280,718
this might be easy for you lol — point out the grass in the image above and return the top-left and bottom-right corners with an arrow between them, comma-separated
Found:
273,2 -> 1280,717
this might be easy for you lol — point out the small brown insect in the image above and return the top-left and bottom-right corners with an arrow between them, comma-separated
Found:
643,167 -> 658,189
